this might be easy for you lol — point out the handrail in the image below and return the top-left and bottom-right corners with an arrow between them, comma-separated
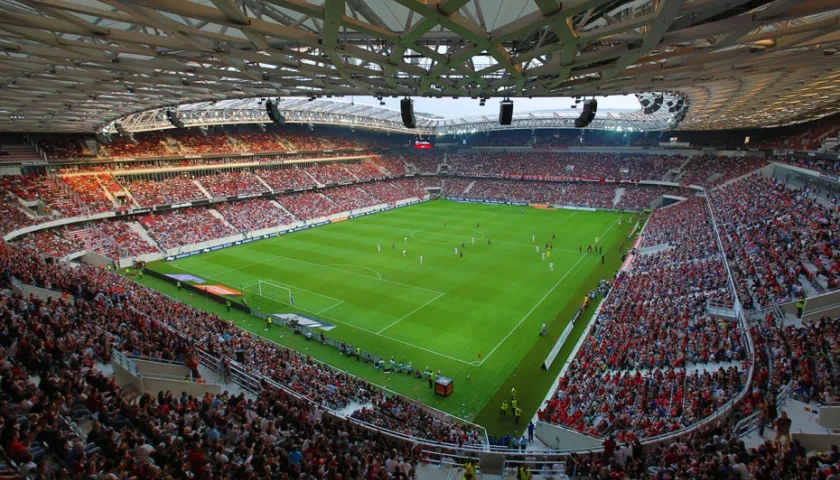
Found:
112,348 -> 216,385
704,188 -> 756,429
126,305 -> 496,451
111,348 -> 141,378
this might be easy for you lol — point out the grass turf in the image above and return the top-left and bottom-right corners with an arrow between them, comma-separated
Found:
142,199 -> 633,435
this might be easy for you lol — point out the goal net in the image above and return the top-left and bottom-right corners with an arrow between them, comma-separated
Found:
245,280 -> 343,314
254,280 -> 295,308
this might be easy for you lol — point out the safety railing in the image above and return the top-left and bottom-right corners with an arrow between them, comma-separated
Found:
732,382 -> 793,438
111,348 -> 141,378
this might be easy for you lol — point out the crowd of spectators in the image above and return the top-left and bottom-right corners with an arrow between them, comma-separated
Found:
0,196 -> 37,236
138,207 -> 238,250
639,198 -> 719,265
62,220 -> 160,260
37,134 -> 90,160
447,152 -> 684,181
776,155 -> 840,175
387,178 -> 428,199
214,199 -> 298,232
753,114 -> 840,151
404,154 -> 441,173
679,156 -> 768,187
96,174 -> 125,194
60,175 -> 117,212
234,131 -> 288,153
197,171 -> 267,198
351,396 -> 483,445
326,187 -> 381,212
279,191 -> 345,221
13,228 -> 81,258
342,160 -> 388,181
540,195 -> 748,441
256,167 -> 319,191
440,179 -> 690,210
360,182 -> 412,203
4,170 -> 840,478
0,175 -> 108,217
376,155 -> 408,176
307,163 -> 357,185
170,129 -> 235,155
100,132 -> 175,158
125,176 -> 209,206
711,175 -> 840,308
615,185 -> 694,210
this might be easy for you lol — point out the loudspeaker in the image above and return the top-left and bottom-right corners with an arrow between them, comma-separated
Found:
499,99 -> 513,125
166,110 -> 185,128
574,99 -> 597,128
266,100 -> 285,124
401,98 -> 416,129
643,95 -> 663,114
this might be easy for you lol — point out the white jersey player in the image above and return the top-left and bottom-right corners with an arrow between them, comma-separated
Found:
549,262 -> 554,271
420,255 -> 424,264
377,244 -> 381,252
532,234 -> 535,242
536,245 -> 540,254
471,237 -> 475,244
402,249 -> 407,257
541,252 -> 546,261
454,247 -> 458,255
404,237 -> 408,243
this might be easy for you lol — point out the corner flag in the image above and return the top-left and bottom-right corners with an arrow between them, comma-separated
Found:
289,293 -> 295,306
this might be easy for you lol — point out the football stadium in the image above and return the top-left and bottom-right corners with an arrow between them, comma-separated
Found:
1,0 -> 840,478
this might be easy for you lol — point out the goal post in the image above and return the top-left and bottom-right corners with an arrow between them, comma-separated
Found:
245,279 -> 343,314
256,280 -> 295,307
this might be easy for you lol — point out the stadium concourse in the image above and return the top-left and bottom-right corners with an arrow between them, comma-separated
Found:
0,118 -> 840,479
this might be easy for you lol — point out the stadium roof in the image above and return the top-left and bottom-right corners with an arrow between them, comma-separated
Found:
109,96 -> 676,135
0,0 -> 839,133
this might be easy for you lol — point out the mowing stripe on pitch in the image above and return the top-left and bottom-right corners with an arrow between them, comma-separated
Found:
477,218 -> 620,366
377,292 -> 445,334
168,266 -> 473,365
208,253 -> 444,296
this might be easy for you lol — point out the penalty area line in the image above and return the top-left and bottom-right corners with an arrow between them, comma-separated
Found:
377,292 -> 445,334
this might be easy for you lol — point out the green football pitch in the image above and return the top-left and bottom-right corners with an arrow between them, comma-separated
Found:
141,199 -> 632,435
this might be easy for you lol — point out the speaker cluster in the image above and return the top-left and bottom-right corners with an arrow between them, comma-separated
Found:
575,99 -> 597,128
266,100 -> 285,124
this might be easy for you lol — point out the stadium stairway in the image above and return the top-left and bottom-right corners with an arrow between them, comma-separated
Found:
462,180 -> 476,194
270,199 -> 298,219
634,243 -> 673,256
303,168 -> 324,187
127,220 -> 162,251
612,187 -> 625,207
192,179 -> 214,199
254,172 -> 275,192
373,159 -> 395,176
341,164 -> 359,181
208,208 -> 241,232
97,182 -> 123,209
797,266 -> 826,295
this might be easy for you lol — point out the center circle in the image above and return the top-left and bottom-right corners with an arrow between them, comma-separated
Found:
410,227 -> 485,245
